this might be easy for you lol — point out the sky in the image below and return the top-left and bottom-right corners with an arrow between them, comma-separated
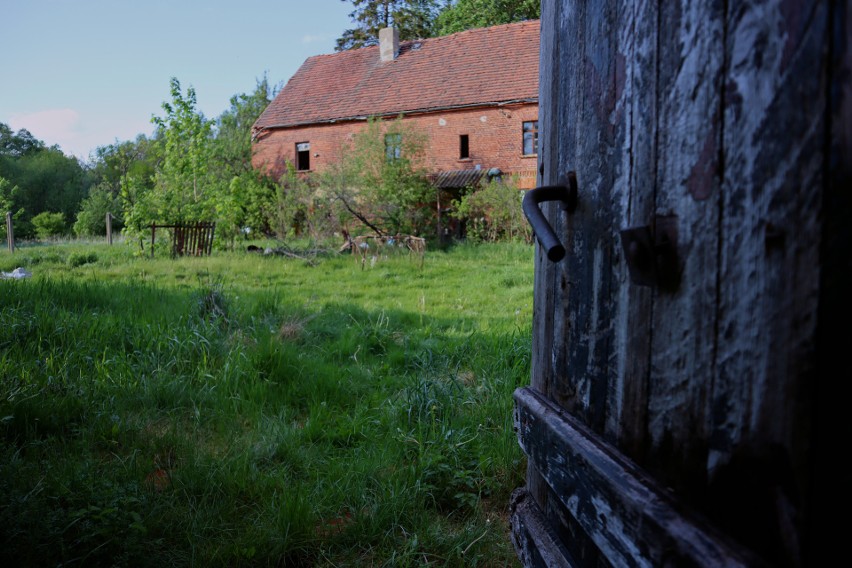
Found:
1,0 -> 355,162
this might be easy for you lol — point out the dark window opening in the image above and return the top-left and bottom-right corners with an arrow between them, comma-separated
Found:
459,134 -> 470,159
523,121 -> 539,155
296,142 -> 310,171
385,133 -> 402,161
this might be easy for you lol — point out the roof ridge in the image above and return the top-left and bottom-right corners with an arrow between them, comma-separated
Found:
308,19 -> 541,58
254,19 -> 540,131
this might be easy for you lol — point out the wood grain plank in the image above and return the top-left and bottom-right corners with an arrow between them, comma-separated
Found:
606,0 -> 656,461
510,488 -> 574,568
708,1 -> 831,564
551,0 -> 619,435
644,0 -> 725,496
515,387 -> 764,568
525,0 -> 565,517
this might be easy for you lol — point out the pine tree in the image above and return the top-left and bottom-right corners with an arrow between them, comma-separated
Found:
335,0 -> 441,51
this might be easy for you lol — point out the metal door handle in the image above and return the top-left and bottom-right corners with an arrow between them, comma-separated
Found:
522,172 -> 578,262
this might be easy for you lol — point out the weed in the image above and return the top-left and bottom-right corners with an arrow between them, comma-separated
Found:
194,271 -> 229,324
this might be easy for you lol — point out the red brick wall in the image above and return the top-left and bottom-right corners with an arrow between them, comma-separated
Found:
251,103 -> 539,189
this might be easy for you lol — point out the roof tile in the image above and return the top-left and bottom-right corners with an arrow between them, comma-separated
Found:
254,20 -> 540,130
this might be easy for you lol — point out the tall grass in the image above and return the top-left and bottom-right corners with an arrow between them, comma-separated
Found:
0,241 -> 533,567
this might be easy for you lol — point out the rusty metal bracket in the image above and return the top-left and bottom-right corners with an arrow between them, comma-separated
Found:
522,172 -> 578,262
620,215 -> 680,291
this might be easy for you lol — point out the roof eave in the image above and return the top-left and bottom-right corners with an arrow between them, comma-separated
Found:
253,98 -> 539,133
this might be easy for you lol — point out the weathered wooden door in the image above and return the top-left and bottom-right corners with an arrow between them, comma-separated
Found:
511,1 -> 850,566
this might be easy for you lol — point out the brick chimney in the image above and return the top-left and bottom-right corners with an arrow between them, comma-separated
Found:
379,27 -> 399,62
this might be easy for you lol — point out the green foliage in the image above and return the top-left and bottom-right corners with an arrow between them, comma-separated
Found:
0,176 -> 25,241
336,0 -> 440,50
88,135 -> 160,248
0,123 -> 44,157
31,211 -> 66,239
3,74 -> 275,248
119,173 -> 159,250
322,116 -> 433,237
215,170 -> 278,249
67,251 -> 98,267
206,78 -> 278,248
452,177 -> 531,242
90,135 -> 159,200
74,182 -> 123,237
275,164 -> 344,241
211,76 -> 275,178
0,124 -> 91,238
110,78 -> 278,250
435,0 -> 540,35
148,78 -> 215,224
336,0 -> 540,49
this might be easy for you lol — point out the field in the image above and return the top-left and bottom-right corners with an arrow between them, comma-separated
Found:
0,240 -> 534,567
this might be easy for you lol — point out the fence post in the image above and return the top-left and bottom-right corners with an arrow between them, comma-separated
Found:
6,212 -> 13,253
106,212 -> 113,245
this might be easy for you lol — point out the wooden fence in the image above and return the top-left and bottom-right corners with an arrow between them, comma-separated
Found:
150,222 -> 215,258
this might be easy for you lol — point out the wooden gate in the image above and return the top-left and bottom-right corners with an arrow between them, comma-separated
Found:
512,1 -> 849,567
150,222 -> 215,258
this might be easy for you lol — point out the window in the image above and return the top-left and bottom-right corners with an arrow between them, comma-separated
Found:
296,142 -> 310,171
522,121 -> 538,155
385,133 -> 402,161
459,134 -> 470,159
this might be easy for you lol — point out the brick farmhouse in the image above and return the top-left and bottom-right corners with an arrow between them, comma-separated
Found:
251,20 -> 541,192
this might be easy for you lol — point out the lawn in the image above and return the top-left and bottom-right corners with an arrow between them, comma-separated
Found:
0,239 -> 533,567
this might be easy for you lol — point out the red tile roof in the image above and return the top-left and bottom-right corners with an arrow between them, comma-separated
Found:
254,20 -> 540,131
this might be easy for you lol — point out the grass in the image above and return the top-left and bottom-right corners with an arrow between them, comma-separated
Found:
0,239 -> 533,567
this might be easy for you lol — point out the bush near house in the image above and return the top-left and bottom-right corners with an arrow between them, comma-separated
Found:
453,177 -> 531,243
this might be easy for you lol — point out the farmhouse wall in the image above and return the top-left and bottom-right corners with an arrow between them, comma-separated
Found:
251,102 -> 539,189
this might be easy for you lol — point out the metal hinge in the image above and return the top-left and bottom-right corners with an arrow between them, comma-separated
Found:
619,215 -> 680,292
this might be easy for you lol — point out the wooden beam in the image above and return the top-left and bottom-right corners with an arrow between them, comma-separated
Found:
514,386 -> 764,567
510,488 -> 574,568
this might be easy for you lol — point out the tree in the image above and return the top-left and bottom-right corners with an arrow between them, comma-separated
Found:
0,124 -> 44,157
336,0 -> 441,51
87,134 -> 160,249
211,76 -> 275,177
322,116 -> 432,237
208,77 -> 279,247
99,78 -> 284,250
275,164 -> 345,242
149,77 -> 214,223
0,126 -> 90,238
90,135 -> 160,200
214,171 -> 279,248
74,182 -> 123,237
0,176 -> 24,241
434,0 -> 539,36
120,172 -> 158,249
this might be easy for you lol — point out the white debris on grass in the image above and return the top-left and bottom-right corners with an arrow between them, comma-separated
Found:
0,267 -> 32,279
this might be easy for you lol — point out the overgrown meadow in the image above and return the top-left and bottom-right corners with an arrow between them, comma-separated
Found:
0,240 -> 532,567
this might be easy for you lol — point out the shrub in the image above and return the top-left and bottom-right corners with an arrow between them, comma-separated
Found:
74,182 -> 122,237
452,177 -> 531,243
31,211 -> 66,239
67,252 -> 98,267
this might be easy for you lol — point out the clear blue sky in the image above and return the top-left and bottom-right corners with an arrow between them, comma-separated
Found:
1,0 -> 354,162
